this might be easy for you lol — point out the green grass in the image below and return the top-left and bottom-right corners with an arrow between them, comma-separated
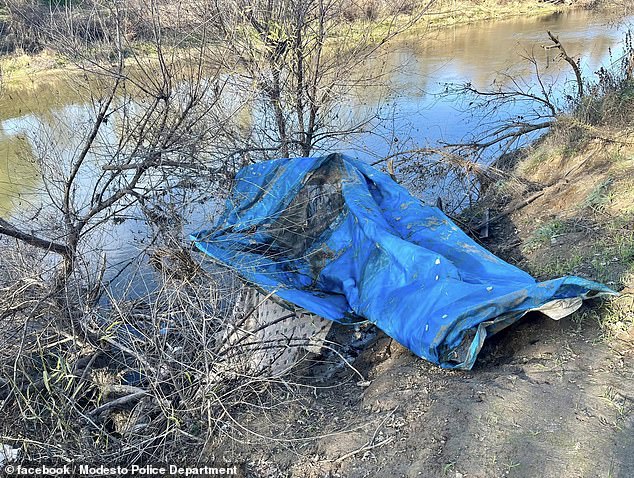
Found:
581,178 -> 614,212
523,219 -> 569,252
522,151 -> 549,175
528,214 -> 633,290
521,140 -> 581,176
579,277 -> 634,336
594,216 -> 634,260
609,150 -> 631,163
616,80 -> 634,104
530,253 -> 585,278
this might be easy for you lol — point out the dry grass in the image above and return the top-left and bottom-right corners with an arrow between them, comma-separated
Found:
0,241 -> 355,467
484,92 -> 634,336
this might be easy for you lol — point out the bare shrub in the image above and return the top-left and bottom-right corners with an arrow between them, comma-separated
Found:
207,0 -> 433,159
0,246 -> 346,464
576,29 -> 634,126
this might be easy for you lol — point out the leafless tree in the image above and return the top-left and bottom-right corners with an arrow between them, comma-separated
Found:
207,0 -> 434,159
443,32 -> 586,156
0,1 -> 237,291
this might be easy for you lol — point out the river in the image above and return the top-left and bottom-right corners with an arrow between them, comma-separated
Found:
0,9 -> 632,293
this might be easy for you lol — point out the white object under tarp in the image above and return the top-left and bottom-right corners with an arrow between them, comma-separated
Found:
219,287 -> 332,377
0,442 -> 19,466
533,297 -> 584,320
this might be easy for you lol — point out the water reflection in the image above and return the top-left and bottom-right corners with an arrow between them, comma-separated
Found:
345,10 -> 632,165
0,130 -> 37,216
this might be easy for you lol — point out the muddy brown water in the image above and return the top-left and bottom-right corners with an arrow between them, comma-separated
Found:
0,10 -> 632,292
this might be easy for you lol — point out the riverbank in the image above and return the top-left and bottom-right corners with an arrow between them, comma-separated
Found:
0,50 -> 72,90
219,81 -> 634,478
0,0 -> 589,90
475,119 -> 634,335
369,0 -> 578,37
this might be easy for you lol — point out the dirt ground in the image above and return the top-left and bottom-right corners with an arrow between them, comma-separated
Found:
218,128 -> 634,478
228,312 -> 632,478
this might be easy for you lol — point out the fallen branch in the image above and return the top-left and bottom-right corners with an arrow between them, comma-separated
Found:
371,147 -> 509,182
100,335 -> 157,374
464,121 -> 553,150
475,189 -> 546,230
333,407 -> 398,463
89,390 -> 148,417
0,219 -> 70,257
334,436 -> 395,463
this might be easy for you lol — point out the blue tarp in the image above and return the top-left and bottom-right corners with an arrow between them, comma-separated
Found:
191,153 -> 614,369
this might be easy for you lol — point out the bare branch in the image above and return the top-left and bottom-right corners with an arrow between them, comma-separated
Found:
0,219 -> 70,257
546,30 -> 583,99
